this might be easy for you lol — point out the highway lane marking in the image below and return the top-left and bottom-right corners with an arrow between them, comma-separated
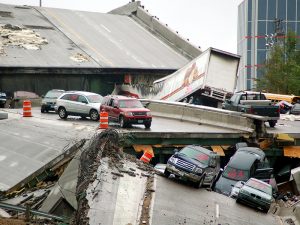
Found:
215,203 -> 219,218
101,24 -> 111,33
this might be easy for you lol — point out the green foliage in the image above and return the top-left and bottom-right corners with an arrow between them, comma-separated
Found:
257,30 -> 300,95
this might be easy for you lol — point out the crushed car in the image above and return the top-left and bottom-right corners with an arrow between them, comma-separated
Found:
236,178 -> 273,213
164,145 -> 220,188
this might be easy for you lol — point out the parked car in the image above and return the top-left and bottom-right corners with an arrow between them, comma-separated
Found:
290,103 -> 300,115
164,145 -> 220,188
214,151 -> 273,196
100,95 -> 152,128
229,181 -> 245,199
55,91 -> 103,121
236,178 -> 273,213
41,89 -> 65,113
0,92 -> 7,108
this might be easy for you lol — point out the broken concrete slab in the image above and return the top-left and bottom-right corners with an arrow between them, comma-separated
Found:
0,110 -> 93,194
40,147 -> 84,215
0,112 -> 8,120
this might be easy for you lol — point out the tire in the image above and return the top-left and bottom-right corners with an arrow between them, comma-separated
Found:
58,107 -> 68,119
41,107 -> 45,113
268,120 -> 277,128
164,168 -> 171,178
194,176 -> 205,188
263,206 -> 270,213
90,109 -> 99,121
209,176 -> 216,190
119,116 -> 127,128
144,122 -> 151,129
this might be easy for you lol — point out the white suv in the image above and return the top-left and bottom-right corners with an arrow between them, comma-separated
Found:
55,91 -> 103,121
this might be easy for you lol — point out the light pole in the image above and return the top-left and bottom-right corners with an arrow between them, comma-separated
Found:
39,0 -> 42,7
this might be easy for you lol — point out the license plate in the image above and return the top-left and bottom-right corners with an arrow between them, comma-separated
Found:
138,120 -> 143,123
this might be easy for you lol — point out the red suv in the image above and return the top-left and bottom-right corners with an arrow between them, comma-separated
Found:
100,95 -> 152,128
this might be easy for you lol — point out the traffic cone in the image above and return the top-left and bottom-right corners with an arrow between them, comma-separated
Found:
23,100 -> 32,117
99,111 -> 108,129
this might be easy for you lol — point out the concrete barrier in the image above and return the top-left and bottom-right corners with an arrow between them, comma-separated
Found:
8,98 -> 42,109
0,112 -> 8,120
142,100 -> 256,133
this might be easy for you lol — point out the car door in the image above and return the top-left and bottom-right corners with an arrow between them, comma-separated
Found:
106,98 -> 116,121
76,95 -> 90,115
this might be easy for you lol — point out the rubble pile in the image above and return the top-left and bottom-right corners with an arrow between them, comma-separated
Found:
0,24 -> 48,54
74,129 -> 155,225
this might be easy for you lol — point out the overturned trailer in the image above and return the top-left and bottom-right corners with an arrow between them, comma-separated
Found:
113,48 -> 240,108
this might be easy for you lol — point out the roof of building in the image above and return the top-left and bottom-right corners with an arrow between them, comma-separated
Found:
0,2 -> 201,70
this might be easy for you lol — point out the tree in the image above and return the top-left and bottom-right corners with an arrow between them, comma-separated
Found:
257,30 -> 300,95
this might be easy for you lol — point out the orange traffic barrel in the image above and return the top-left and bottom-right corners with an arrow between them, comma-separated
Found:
23,100 -> 32,117
140,151 -> 153,163
99,111 -> 108,129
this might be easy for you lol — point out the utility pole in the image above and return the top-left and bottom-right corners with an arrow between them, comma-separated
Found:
39,0 -> 42,7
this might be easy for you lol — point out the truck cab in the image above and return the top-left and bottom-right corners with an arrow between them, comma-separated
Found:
164,145 -> 220,188
223,91 -> 280,127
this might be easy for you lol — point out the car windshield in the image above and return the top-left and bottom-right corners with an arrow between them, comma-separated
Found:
179,146 -> 210,165
246,179 -> 272,195
86,94 -> 103,103
222,166 -> 249,181
240,94 -> 266,100
45,90 -> 64,98
119,99 -> 144,108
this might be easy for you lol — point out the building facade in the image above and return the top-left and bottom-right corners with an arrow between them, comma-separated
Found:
237,0 -> 300,91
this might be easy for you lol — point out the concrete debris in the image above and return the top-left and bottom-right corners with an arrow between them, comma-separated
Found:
280,114 -> 300,121
70,53 -> 89,62
74,129 -> 155,225
0,23 -> 48,54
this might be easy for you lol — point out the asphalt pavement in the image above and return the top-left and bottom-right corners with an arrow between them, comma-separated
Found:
151,175 -> 281,225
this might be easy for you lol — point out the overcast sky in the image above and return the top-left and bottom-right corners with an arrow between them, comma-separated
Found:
0,0 -> 244,53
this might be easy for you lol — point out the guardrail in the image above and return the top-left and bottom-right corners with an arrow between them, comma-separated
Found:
141,100 -> 260,133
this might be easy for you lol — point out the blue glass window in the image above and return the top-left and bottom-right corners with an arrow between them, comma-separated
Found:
258,0 -> 267,20
287,22 -> 296,32
267,21 -> 275,34
297,0 -> 300,21
257,21 -> 267,49
247,51 -> 251,65
268,0 -> 276,20
248,0 -> 252,21
257,50 -> 267,65
287,0 -> 296,21
277,0 -> 286,20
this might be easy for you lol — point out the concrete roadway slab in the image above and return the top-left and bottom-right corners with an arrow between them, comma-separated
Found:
0,108 -> 96,192
151,175 -> 281,225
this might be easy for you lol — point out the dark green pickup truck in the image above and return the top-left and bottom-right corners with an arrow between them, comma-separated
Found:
222,92 -> 280,127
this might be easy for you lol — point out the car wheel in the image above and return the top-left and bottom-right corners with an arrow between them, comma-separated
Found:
58,107 -> 68,119
90,109 -> 99,121
119,116 -> 127,128
209,176 -> 216,190
194,176 -> 205,188
144,122 -> 151,129
268,120 -> 277,127
164,168 -> 171,178
41,107 -> 45,113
